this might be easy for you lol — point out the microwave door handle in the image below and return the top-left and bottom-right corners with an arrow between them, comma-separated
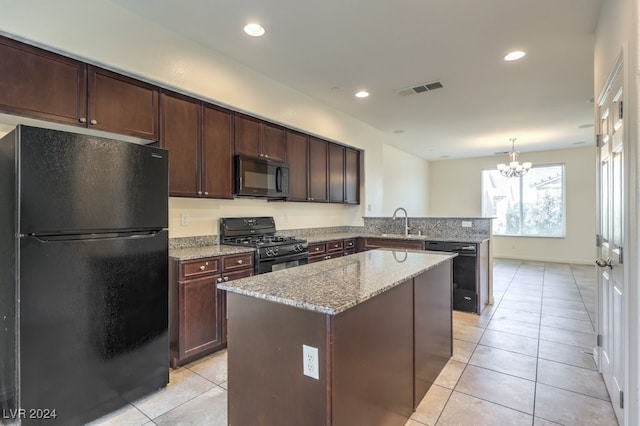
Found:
276,167 -> 282,192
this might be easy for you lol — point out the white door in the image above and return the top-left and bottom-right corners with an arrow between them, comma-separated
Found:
596,57 -> 624,424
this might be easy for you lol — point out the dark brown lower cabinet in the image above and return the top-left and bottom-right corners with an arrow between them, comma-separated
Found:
308,238 -> 361,263
169,253 -> 254,368
362,237 -> 425,251
226,260 -> 452,425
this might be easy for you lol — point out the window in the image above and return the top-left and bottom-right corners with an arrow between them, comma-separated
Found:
482,165 -> 565,237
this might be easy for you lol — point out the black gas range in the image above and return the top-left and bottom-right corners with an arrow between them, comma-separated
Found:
219,217 -> 309,274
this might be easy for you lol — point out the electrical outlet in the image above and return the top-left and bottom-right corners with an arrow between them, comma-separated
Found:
461,220 -> 472,228
367,204 -> 372,212
180,214 -> 189,226
302,344 -> 319,379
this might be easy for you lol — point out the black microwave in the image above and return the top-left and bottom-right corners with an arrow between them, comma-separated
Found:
235,155 -> 290,198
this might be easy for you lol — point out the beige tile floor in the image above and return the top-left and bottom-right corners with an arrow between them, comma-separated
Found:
91,259 -> 618,426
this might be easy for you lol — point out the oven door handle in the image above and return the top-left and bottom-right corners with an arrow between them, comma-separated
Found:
262,251 -> 308,264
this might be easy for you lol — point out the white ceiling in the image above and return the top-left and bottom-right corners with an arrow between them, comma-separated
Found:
111,0 -> 602,160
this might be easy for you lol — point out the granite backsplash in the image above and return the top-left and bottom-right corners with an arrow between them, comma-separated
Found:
169,218 -> 493,249
363,217 -> 493,240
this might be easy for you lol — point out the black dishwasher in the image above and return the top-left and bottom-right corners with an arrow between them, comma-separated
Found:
425,241 -> 478,313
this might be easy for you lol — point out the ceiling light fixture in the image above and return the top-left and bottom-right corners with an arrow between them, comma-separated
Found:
504,50 -> 526,61
244,23 -> 265,37
355,91 -> 370,98
497,138 -> 532,177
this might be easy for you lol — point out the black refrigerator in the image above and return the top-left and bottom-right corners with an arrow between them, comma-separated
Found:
0,125 -> 169,424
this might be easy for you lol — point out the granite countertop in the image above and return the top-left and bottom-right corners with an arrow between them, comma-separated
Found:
302,233 -> 489,245
169,245 -> 255,261
219,250 -> 456,315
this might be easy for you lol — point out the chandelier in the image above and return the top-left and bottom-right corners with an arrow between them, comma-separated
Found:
497,138 -> 532,178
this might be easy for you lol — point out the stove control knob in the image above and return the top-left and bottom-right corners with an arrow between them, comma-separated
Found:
265,248 -> 273,257
273,247 -> 279,255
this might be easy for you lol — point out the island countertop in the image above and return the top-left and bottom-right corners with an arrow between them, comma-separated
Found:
219,249 -> 456,315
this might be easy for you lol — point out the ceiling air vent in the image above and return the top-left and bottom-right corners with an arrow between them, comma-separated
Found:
397,81 -> 443,97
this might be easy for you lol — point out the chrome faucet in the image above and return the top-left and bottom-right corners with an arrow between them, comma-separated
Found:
392,207 -> 409,236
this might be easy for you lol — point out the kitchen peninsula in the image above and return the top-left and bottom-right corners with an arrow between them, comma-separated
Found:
219,249 -> 455,425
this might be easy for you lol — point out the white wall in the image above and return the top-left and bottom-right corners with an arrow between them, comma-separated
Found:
428,146 -> 596,264
381,144 -> 430,216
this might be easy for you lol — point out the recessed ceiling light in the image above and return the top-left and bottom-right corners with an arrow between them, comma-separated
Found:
504,51 -> 526,61
392,129 -> 405,134
573,141 -> 587,145
355,91 -> 370,98
244,23 -> 265,37
578,123 -> 594,129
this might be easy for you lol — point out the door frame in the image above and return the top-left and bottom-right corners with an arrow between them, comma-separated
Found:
595,46 -> 637,426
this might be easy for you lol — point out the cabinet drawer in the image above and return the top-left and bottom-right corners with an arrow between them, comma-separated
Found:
326,240 -> 344,253
180,257 -> 221,279
343,239 -> 356,250
308,243 -> 326,256
222,253 -> 254,272
222,268 -> 254,282
344,249 -> 356,256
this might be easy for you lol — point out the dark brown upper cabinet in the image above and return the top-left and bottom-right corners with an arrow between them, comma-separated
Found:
345,148 -> 360,204
0,35 -> 360,203
329,143 -> 345,203
201,104 -> 234,199
160,90 -> 233,199
160,91 -> 200,197
0,36 -> 159,140
308,137 -> 329,202
87,66 -> 159,140
285,130 -> 310,202
0,36 -> 87,127
235,114 -> 286,162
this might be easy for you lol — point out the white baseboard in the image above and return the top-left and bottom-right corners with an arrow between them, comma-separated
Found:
494,254 -> 594,265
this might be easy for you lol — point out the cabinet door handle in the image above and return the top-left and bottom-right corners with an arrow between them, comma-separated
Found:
223,276 -> 229,282
79,117 -> 87,123
315,247 -> 320,251
200,265 -> 206,271
217,277 -> 223,283
204,191 -> 209,195
264,154 -> 269,158
89,119 -> 97,125
197,191 -> 202,195
237,259 -> 243,264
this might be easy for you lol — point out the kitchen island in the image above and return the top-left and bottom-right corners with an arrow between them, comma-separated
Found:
219,249 -> 455,426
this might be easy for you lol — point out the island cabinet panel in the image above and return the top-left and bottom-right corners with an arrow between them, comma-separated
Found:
227,294 -> 329,426
414,261 -> 453,405
87,66 -> 159,140
332,281 -> 415,424
308,137 -> 329,202
226,260 -> 453,425
285,130 -> 309,201
0,36 -> 87,127
328,143 -> 345,203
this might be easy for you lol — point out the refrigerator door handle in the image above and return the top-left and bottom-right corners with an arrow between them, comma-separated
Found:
28,230 -> 163,242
